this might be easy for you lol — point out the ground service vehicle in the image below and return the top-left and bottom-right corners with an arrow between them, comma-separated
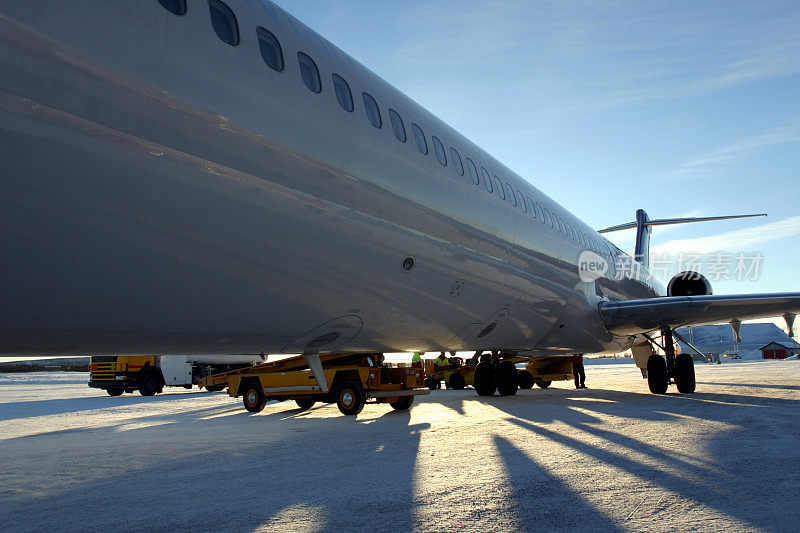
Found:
89,355 -> 263,396
424,353 -> 573,393
518,357 -> 574,389
201,353 -> 429,415
424,357 -> 474,390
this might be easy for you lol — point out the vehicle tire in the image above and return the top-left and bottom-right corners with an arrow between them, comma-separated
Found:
138,371 -> 159,397
647,355 -> 668,394
536,380 -> 552,389
242,380 -> 267,413
335,381 -> 366,415
674,353 -> 696,393
107,388 -> 124,397
518,370 -> 534,390
205,385 -> 224,392
448,373 -> 466,390
296,398 -> 315,410
474,361 -> 496,396
390,396 -> 414,411
496,360 -> 519,396
424,376 -> 440,390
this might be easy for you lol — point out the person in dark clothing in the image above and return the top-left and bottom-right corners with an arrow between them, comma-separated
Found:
571,354 -> 586,389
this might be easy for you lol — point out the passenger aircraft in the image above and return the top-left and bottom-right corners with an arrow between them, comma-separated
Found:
1,1 -> 798,395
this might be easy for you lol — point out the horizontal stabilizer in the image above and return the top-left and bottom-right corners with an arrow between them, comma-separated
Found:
597,213 -> 767,234
599,293 -> 800,335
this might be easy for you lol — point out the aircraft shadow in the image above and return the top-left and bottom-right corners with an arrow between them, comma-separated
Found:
0,400 -> 430,533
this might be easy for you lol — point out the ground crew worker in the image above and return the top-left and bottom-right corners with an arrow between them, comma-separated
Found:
434,352 -> 449,369
571,354 -> 586,389
411,352 -> 423,368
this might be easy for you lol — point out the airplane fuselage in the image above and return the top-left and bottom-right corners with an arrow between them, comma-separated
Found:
0,1 -> 660,357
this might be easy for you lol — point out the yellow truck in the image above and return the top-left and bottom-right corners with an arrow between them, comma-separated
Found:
88,355 -> 263,396
423,353 -> 574,392
200,353 -> 429,415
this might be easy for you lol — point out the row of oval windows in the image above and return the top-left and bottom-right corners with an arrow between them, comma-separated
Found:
157,0 -> 613,257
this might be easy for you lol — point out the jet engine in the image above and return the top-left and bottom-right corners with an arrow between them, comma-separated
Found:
667,271 -> 712,296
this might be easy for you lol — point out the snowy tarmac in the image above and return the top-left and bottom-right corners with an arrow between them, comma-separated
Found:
1,359 -> 798,532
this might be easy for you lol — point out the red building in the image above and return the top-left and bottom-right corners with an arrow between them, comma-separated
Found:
759,342 -> 798,359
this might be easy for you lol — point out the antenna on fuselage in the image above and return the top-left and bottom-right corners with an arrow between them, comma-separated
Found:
597,209 -> 767,268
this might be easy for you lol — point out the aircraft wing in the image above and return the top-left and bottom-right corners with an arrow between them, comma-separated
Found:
599,293 -> 800,335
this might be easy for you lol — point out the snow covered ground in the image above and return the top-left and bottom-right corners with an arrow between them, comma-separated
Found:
1,359 -> 798,532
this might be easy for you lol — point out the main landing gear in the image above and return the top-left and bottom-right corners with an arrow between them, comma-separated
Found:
645,328 -> 696,394
473,353 -> 519,397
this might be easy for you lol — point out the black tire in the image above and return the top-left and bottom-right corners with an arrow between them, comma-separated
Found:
424,376 -> 440,390
536,380 -> 552,389
518,370 -> 534,390
473,361 -> 496,396
334,381 -> 366,415
107,388 -> 124,397
390,396 -> 414,411
448,373 -> 466,390
138,371 -> 159,397
496,360 -> 519,396
296,398 -> 315,410
242,380 -> 267,413
674,353 -> 696,393
205,385 -> 224,392
647,354 -> 668,394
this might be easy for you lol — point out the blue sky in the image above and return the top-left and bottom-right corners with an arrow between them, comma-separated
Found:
273,0 -> 799,295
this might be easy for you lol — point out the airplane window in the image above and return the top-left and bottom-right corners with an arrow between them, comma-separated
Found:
158,0 -> 186,15
362,93 -> 382,128
432,136 -> 447,166
526,196 -> 536,216
297,52 -> 321,93
257,27 -> 284,71
516,190 -> 526,212
208,0 -> 239,46
389,109 -> 406,141
535,202 -> 545,223
494,176 -> 505,199
450,148 -> 464,175
507,184 -> 517,207
412,123 -> 428,155
567,222 -> 575,241
543,207 -> 553,227
557,217 -> 565,235
481,167 -> 493,193
466,158 -> 479,185
332,74 -> 353,111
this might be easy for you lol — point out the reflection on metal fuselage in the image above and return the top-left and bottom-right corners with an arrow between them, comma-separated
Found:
0,1 -> 658,357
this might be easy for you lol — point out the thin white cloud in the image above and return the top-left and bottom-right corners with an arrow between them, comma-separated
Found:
659,121 -> 800,182
651,216 -> 800,255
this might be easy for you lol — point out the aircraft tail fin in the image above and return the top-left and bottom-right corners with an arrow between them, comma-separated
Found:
597,210 -> 767,268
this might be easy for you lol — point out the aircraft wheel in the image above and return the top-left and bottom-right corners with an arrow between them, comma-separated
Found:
536,380 -> 552,389
448,373 -> 466,390
390,396 -> 414,411
647,355 -> 668,394
474,361 -> 496,396
496,361 -> 519,396
242,380 -> 267,413
138,371 -> 159,397
518,370 -> 534,389
296,398 -> 315,410
335,381 -> 366,415
107,388 -> 124,397
674,353 -> 696,393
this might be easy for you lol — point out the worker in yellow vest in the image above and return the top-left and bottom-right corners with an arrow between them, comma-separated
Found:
434,352 -> 449,370
411,352 -> 423,368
